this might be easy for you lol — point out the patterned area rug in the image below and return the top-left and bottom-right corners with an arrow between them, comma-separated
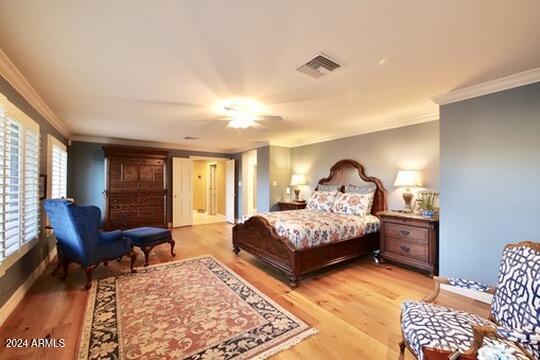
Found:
79,256 -> 317,359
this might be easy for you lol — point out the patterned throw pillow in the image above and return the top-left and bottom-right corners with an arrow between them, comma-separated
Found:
317,184 -> 342,192
306,190 -> 338,212
344,183 -> 377,194
344,183 -> 377,213
331,191 -> 375,216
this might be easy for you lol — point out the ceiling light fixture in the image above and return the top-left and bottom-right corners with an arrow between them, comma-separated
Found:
212,98 -> 268,130
228,118 -> 255,129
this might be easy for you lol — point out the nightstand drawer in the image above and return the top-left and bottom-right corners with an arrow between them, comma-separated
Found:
384,236 -> 429,262
378,211 -> 439,276
384,223 -> 428,242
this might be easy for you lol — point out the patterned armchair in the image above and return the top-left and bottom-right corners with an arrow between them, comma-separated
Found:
400,241 -> 540,360
43,199 -> 137,289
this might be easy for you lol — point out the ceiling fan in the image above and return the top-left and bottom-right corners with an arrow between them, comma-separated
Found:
123,97 -> 289,132
191,99 -> 284,133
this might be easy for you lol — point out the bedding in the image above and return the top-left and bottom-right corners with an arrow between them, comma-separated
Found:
241,209 -> 380,250
331,191 -> 375,216
344,183 -> 377,194
317,184 -> 342,192
306,190 -> 338,212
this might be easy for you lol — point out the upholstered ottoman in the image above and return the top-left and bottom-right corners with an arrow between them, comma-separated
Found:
123,227 -> 175,266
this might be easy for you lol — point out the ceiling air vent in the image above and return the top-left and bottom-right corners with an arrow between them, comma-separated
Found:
296,53 -> 342,79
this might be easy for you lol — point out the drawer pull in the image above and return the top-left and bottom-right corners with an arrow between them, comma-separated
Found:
400,246 -> 410,253
399,230 -> 410,237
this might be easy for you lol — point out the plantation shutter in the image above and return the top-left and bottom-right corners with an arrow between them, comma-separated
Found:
2,118 -> 22,258
0,95 -> 40,265
23,129 -> 40,242
51,144 -> 67,199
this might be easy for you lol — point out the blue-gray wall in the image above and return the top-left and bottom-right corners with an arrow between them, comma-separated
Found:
67,141 -> 230,223
291,121 -> 440,210
440,82 -> 540,284
0,75 -> 67,308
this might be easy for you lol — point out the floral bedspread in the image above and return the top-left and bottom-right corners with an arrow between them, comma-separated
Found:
240,210 -> 380,250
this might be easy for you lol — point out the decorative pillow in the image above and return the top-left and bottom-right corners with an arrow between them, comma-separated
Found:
306,190 -> 338,212
344,183 -> 377,213
344,183 -> 377,194
331,191 -> 375,216
317,184 -> 342,192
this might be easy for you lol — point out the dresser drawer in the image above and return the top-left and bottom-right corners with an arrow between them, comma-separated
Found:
110,196 -> 138,205
384,236 -> 429,262
384,223 -> 428,242
110,210 -> 138,219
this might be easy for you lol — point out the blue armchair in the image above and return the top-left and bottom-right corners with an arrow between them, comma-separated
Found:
43,199 -> 137,289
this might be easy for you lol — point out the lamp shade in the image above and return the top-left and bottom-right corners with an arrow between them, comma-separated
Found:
290,174 -> 306,186
394,170 -> 422,187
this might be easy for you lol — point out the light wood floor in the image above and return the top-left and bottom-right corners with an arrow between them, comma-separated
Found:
0,223 -> 489,360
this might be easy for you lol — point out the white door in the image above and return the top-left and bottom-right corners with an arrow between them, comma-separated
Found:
225,159 -> 235,224
172,158 -> 193,227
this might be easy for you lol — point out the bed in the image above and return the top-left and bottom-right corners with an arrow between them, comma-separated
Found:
232,159 -> 387,287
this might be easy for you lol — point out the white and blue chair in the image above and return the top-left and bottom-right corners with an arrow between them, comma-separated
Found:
400,241 -> 540,359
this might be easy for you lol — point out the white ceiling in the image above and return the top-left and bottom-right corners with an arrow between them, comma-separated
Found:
0,0 -> 539,153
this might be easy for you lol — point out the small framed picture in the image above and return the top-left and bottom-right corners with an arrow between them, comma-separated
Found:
39,174 -> 47,200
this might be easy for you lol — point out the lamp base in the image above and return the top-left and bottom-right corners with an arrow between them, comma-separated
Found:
402,189 -> 413,212
294,188 -> 301,202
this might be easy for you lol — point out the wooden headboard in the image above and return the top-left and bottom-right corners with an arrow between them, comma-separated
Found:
316,159 -> 388,216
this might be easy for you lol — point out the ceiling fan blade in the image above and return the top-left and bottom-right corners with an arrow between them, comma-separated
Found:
192,119 -> 227,131
251,122 -> 271,132
257,115 -> 283,122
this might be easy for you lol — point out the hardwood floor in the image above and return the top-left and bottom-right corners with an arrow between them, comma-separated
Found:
0,223 -> 489,359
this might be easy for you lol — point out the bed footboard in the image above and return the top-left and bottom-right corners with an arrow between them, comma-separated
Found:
232,216 -> 300,285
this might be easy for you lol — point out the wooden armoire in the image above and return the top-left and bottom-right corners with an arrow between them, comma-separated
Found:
103,146 -> 168,230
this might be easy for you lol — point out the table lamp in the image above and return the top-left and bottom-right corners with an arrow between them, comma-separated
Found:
290,174 -> 306,202
394,170 -> 422,212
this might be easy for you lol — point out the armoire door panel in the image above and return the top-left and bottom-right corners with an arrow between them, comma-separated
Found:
104,146 -> 168,230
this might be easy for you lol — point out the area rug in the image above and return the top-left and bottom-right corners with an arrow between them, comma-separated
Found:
78,256 -> 317,359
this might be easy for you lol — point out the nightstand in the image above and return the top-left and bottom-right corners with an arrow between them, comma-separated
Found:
277,201 -> 307,211
378,211 -> 439,276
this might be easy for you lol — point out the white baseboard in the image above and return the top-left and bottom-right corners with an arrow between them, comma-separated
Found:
0,246 -> 56,326
441,283 -> 493,304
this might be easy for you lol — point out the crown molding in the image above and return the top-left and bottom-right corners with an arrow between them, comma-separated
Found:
225,142 -> 270,154
286,110 -> 439,148
0,49 -> 71,138
432,68 -> 540,105
70,135 -> 231,154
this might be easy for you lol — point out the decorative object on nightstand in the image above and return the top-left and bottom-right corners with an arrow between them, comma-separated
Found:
277,201 -> 307,211
393,170 -> 422,212
415,190 -> 439,218
290,174 -> 306,202
378,210 -> 439,276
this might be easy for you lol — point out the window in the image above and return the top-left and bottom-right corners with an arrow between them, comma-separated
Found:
51,144 -> 67,199
0,95 -> 40,265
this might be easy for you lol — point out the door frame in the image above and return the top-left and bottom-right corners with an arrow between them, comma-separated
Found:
188,156 -> 234,221
206,162 -> 218,215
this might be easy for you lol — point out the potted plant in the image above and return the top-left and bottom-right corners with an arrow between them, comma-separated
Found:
415,191 -> 439,218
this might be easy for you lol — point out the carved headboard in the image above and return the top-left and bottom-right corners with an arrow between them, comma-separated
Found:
316,159 -> 388,216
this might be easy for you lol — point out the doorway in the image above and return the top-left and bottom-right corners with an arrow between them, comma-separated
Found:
208,163 -> 217,215
172,157 -> 235,227
192,159 -> 227,225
